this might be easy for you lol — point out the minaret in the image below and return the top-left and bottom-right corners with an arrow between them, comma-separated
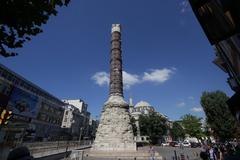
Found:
129,96 -> 133,106
129,96 -> 134,113
92,24 -> 136,151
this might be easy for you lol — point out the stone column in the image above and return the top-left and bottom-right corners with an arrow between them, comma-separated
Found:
109,24 -> 123,97
92,24 -> 136,151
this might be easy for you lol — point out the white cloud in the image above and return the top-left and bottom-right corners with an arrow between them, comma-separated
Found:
142,68 -> 175,83
92,71 -> 140,89
191,107 -> 203,113
177,102 -> 186,107
91,72 -> 109,86
92,68 -> 176,89
122,71 -> 140,89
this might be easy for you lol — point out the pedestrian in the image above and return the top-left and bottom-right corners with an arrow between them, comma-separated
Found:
200,143 -> 209,160
213,144 -> 220,160
180,142 -> 184,150
149,144 -> 155,160
219,144 -> 225,160
234,143 -> 240,156
209,144 -> 217,160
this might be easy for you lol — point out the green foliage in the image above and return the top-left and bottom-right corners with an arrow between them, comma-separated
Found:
200,90 -> 237,142
130,116 -> 138,136
139,112 -> 168,144
0,0 -> 70,57
181,114 -> 203,140
170,121 -> 185,141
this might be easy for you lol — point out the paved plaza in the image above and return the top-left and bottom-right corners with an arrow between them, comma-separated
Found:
81,146 -> 201,160
147,146 -> 201,160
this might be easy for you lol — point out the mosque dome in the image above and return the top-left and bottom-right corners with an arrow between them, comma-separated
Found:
135,101 -> 151,108
134,101 -> 155,115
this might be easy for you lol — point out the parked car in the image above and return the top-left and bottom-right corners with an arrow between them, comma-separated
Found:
190,142 -> 201,148
175,142 -> 181,147
161,142 -> 169,147
169,141 -> 178,147
182,141 -> 191,147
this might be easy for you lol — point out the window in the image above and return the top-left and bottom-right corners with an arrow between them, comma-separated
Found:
4,86 -> 11,96
2,72 -> 7,78
7,74 -> 12,81
15,79 -> 20,85
38,113 -> 46,121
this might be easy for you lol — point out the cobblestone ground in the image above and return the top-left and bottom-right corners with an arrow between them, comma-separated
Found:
81,146 -> 201,160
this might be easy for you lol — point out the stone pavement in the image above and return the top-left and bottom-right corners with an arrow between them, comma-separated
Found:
140,146 -> 201,160
80,146 -> 201,160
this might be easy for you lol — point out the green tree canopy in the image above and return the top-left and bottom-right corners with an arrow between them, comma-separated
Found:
170,121 -> 185,141
181,114 -> 203,140
200,90 -> 238,142
139,112 -> 168,144
0,0 -> 70,57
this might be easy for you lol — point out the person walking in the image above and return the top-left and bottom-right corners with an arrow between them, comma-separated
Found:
209,145 -> 217,160
219,144 -> 225,160
149,145 -> 156,160
200,143 -> 209,160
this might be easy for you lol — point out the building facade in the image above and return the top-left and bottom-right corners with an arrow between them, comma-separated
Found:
88,118 -> 99,140
62,99 -> 88,113
0,64 -> 65,145
61,105 -> 74,129
189,0 -> 240,122
62,99 -> 91,140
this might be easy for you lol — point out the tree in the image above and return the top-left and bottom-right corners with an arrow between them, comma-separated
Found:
170,121 -> 185,141
181,114 -> 203,140
0,0 -> 70,57
201,91 -> 238,142
130,116 -> 138,136
139,112 -> 168,144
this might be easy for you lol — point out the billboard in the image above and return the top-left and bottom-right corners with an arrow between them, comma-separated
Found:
7,87 -> 39,118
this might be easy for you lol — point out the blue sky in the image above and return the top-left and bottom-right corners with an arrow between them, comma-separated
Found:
0,0 -> 233,120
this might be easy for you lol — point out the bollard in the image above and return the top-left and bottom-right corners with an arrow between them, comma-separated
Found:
81,150 -> 84,160
174,150 -> 177,160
